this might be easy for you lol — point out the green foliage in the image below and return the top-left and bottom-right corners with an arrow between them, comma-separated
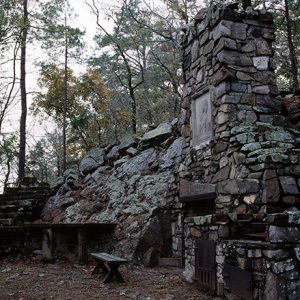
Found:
32,66 -> 114,152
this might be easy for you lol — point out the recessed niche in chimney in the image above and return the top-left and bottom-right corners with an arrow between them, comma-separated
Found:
191,92 -> 213,147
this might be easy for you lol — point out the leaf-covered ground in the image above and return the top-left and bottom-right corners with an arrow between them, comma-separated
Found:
0,259 -> 213,300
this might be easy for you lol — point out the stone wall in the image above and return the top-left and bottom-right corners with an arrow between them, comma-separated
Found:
176,4 -> 300,300
183,212 -> 300,299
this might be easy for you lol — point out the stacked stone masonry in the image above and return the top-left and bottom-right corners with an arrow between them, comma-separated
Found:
175,5 -> 300,300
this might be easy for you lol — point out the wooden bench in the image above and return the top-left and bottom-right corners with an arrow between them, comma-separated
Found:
90,252 -> 128,283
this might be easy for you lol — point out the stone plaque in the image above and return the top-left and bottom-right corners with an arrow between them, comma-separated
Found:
191,92 -> 213,146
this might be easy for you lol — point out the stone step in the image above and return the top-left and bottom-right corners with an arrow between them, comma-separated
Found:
0,204 -> 32,213
0,199 -> 36,206
0,205 -> 18,213
0,218 -> 14,226
0,211 -> 31,218
3,187 -> 50,196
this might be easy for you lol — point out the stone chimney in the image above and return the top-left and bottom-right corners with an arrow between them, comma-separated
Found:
179,5 -> 300,214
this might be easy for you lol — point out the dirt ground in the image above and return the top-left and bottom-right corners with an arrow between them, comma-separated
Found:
0,259 -> 213,300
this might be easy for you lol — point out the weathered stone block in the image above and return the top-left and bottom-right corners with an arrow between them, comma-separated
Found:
241,41 -> 256,53
212,166 -> 231,183
214,37 -> 237,54
263,249 -> 289,260
211,67 -> 234,86
272,259 -> 297,274
253,56 -> 269,70
252,85 -> 270,94
231,22 -> 247,40
262,170 -> 281,203
212,20 -> 232,40
191,40 -> 200,62
279,176 -> 299,195
218,179 -> 259,194
269,226 -> 300,243
218,50 -> 252,66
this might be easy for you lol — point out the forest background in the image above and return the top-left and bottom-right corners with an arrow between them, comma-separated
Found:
0,0 -> 299,190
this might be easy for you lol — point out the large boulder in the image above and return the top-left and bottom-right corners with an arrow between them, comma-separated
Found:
79,148 -> 106,174
42,121 -> 181,264
139,122 -> 173,149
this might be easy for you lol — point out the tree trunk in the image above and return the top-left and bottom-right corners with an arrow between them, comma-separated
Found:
62,15 -> 68,174
129,87 -> 137,134
4,159 -> 11,188
284,0 -> 299,93
18,0 -> 28,182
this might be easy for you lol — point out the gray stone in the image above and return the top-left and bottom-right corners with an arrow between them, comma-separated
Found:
269,226 -> 300,243
237,110 -> 257,123
233,152 -> 246,165
241,41 -> 256,52
212,166 -> 231,183
253,85 -> 270,94
231,22 -> 247,40
140,123 -> 172,148
114,156 -> 130,168
214,37 -> 237,54
236,71 -> 253,81
286,281 -> 300,300
203,40 -> 214,55
79,148 -> 106,174
117,148 -> 156,177
263,249 -> 289,260
272,259 -> 297,274
107,145 -> 120,160
231,82 -> 248,93
50,176 -> 64,192
212,20 -> 232,40
218,179 -> 259,194
262,170 -> 281,203
279,176 -> 299,194
63,169 -> 78,181
191,40 -> 199,62
255,38 -> 273,55
253,56 -> 269,70
159,137 -> 185,169
126,147 -> 138,157
119,136 -> 137,154
217,50 -> 252,66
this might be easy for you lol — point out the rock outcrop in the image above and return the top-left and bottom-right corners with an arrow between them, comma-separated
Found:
42,121 -> 183,265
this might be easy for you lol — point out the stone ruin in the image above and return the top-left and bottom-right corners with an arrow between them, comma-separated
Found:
174,4 -> 300,300
1,4 -> 300,300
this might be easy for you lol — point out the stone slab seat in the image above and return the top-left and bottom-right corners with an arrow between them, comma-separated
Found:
90,252 -> 128,283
